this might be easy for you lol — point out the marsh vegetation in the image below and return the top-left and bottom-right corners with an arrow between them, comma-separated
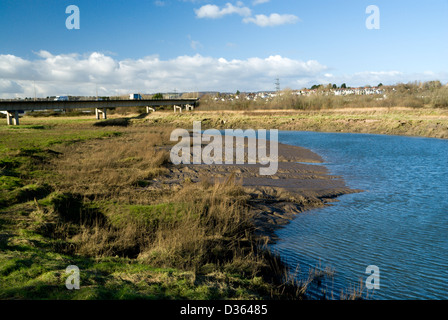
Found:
0,118 -> 321,300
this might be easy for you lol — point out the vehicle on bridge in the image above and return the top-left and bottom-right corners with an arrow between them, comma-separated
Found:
129,93 -> 142,100
54,96 -> 69,101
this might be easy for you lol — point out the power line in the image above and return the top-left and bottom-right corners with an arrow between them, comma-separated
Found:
275,77 -> 280,92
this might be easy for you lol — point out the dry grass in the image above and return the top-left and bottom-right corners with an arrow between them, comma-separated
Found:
63,173 -> 259,271
19,122 -> 307,299
144,107 -> 448,139
51,127 -> 172,201
137,176 -> 254,269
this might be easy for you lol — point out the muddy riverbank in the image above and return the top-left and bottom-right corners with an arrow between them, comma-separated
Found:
154,140 -> 360,242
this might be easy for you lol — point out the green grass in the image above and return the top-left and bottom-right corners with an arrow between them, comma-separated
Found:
0,248 -> 206,300
0,225 -> 277,300
0,116 -> 305,300
106,203 -> 188,229
0,119 -> 123,151
0,120 -> 125,209
0,196 -> 274,300
7,125 -> 47,130
0,176 -> 23,190
0,120 -> 124,299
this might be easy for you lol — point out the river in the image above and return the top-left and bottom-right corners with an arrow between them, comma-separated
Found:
271,131 -> 448,300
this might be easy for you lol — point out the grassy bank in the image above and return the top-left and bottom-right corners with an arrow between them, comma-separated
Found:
4,104 -> 437,300
1,117 -> 328,300
144,107 -> 448,139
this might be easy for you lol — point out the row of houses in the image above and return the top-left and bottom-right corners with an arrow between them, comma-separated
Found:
295,87 -> 384,96
213,86 -> 385,102
333,87 -> 384,96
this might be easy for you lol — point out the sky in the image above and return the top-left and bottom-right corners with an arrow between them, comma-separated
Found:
0,0 -> 447,98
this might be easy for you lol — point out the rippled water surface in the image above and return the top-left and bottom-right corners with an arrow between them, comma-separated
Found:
272,131 -> 448,300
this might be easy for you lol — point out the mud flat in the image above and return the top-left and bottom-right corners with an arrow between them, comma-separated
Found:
156,141 -> 360,242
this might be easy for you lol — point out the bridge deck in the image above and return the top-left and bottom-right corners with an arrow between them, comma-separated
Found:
0,98 -> 198,125
0,98 -> 198,112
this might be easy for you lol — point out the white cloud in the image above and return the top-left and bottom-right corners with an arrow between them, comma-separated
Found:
252,0 -> 270,5
0,52 -> 328,97
195,2 -> 251,19
193,2 -> 298,29
190,40 -> 202,50
1,51 -> 445,98
0,54 -> 32,78
243,13 -> 299,27
0,79 -> 23,94
188,35 -> 203,50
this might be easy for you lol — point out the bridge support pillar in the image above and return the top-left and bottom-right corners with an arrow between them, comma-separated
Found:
185,104 -> 194,111
13,111 -> 19,125
6,112 -> 13,125
95,108 -> 107,120
2,111 -> 19,125
146,106 -> 155,113
174,105 -> 182,113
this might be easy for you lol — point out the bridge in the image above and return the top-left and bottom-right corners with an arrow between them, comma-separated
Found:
0,98 -> 199,125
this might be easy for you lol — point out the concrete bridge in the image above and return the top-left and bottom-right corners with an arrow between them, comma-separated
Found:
0,98 -> 198,125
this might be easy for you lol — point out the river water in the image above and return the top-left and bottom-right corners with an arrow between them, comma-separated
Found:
271,131 -> 448,300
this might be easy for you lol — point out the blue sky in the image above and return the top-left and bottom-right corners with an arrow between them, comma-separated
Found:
0,0 -> 447,97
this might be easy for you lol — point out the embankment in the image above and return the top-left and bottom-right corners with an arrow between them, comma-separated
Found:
142,107 -> 448,139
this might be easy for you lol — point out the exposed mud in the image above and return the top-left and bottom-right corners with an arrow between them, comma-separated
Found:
155,141 -> 361,242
